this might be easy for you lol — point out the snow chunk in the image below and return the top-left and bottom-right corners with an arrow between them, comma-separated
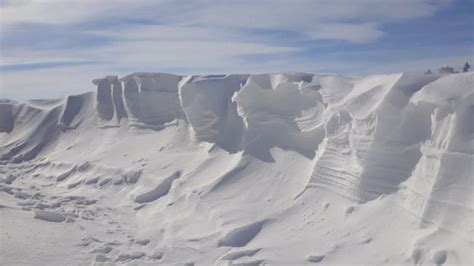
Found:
134,171 -> 180,203
33,209 -> 66,223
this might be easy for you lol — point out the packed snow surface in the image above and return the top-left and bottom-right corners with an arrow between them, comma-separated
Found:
0,72 -> 473,265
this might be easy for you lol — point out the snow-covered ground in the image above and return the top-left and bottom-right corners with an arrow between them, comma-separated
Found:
1,72 -> 473,265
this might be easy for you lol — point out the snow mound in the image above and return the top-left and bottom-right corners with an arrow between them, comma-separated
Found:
1,71 -> 472,265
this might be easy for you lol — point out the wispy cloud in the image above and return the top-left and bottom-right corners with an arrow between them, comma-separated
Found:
0,61 -> 99,72
308,23 -> 384,43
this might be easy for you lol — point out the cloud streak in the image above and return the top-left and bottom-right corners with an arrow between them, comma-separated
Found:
308,23 -> 384,43
0,61 -> 99,72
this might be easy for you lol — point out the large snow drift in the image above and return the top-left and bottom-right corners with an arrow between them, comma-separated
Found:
0,72 -> 473,265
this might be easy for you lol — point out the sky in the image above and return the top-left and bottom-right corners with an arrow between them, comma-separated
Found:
0,0 -> 473,99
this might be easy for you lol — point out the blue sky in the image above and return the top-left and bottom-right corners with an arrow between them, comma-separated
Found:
1,0 -> 473,99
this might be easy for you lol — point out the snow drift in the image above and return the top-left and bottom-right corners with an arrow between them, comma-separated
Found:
0,72 -> 472,265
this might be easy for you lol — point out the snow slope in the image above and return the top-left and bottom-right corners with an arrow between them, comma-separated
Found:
0,72 -> 473,265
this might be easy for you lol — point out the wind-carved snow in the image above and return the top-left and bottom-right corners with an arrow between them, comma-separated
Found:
305,74 -> 444,201
179,74 -> 248,153
234,73 -> 325,161
0,72 -> 472,265
134,171 -> 180,203
398,74 -> 474,245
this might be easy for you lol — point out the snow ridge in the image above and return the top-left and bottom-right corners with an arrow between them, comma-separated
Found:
0,72 -> 472,265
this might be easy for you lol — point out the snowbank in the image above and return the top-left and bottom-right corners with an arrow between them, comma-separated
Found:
1,71 -> 472,265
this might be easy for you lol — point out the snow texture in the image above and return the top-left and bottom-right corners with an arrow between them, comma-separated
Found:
0,72 -> 472,265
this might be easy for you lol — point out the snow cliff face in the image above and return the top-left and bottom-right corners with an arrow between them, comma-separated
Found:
0,72 -> 472,265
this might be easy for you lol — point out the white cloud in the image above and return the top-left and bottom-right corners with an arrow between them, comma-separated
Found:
1,0 -> 452,42
0,0 -> 160,26
173,0 -> 450,29
308,23 -> 384,43
92,40 -> 298,68
2,36 -> 298,69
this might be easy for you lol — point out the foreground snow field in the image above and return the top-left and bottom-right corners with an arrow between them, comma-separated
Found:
0,72 -> 473,265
